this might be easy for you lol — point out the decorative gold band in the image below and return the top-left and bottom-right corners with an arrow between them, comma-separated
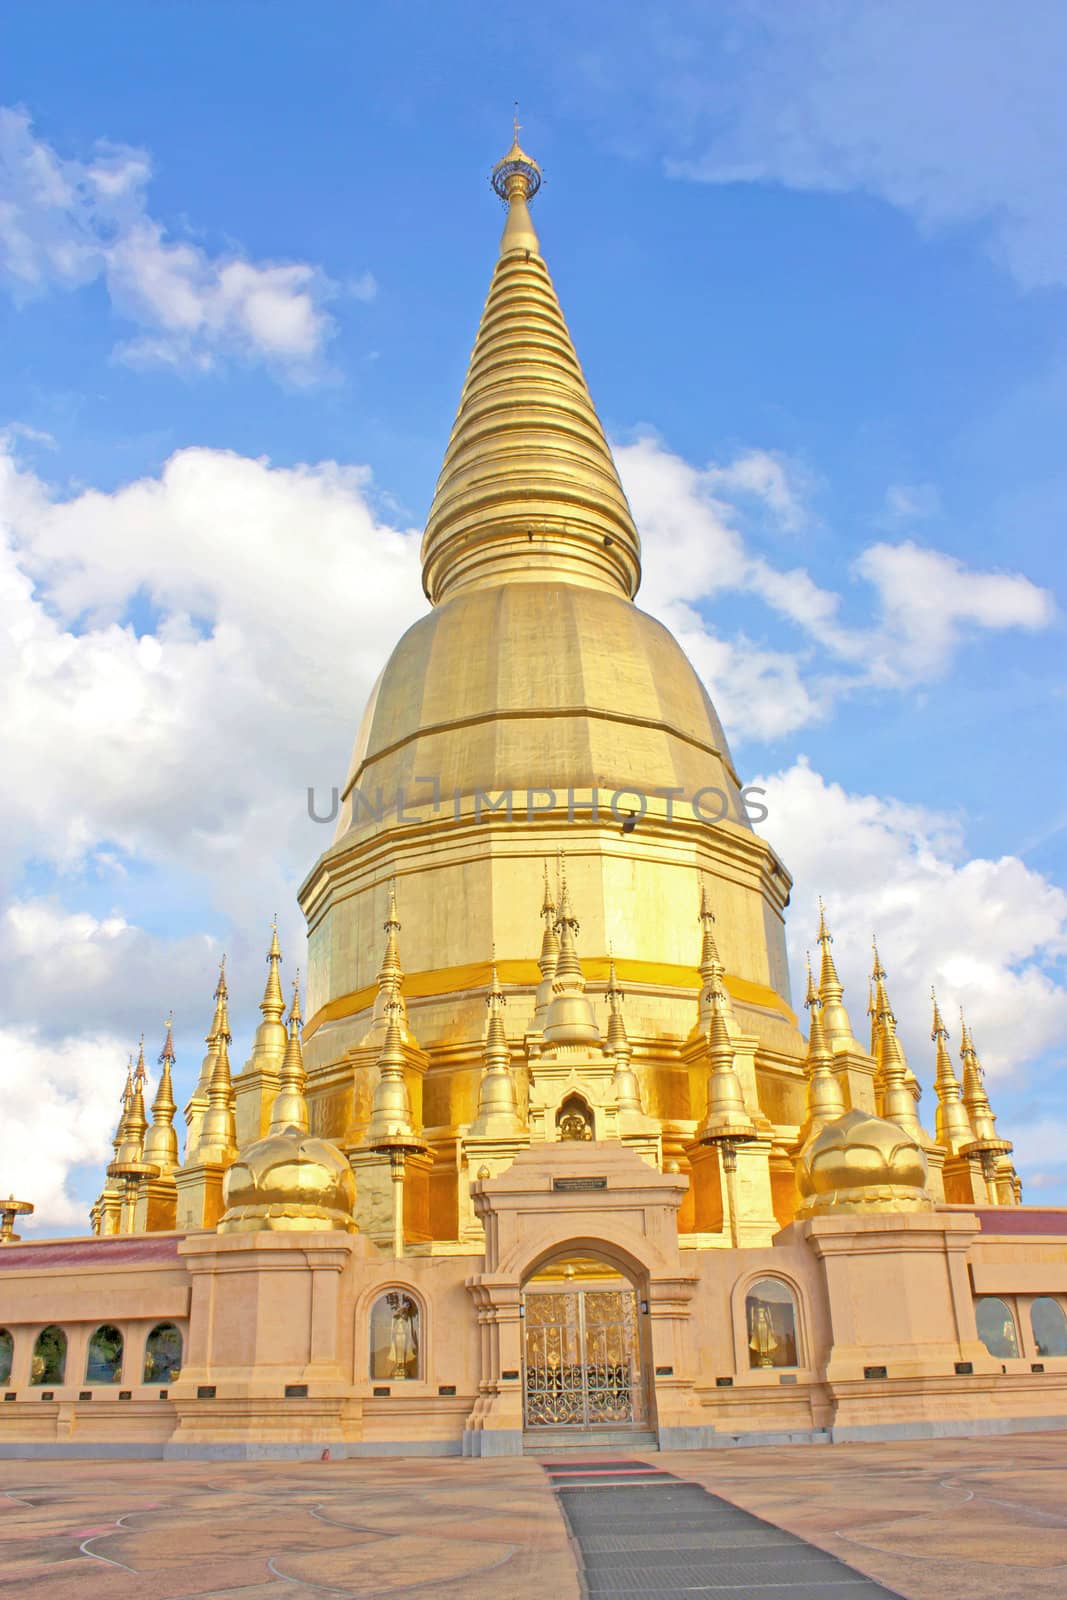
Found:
302,958 -> 795,1040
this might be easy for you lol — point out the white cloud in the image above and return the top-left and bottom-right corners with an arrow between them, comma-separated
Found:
661,2 -> 1067,290
0,106 -> 353,377
615,434 -> 1053,739
761,757 -> 1067,1085
0,1027 -> 127,1231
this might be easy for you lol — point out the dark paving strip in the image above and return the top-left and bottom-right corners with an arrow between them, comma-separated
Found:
545,1465 -> 903,1598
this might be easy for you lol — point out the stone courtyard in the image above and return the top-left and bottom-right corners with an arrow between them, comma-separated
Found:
1,1432 -> 1064,1599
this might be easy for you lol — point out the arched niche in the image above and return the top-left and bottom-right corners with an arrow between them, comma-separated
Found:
85,1324 -> 124,1384
144,1322 -> 183,1383
369,1289 -> 422,1381
31,1325 -> 67,1385
1030,1297 -> 1067,1358
976,1296 -> 1020,1359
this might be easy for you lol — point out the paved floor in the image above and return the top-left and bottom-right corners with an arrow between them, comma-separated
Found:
546,1458 -> 900,1597
0,1433 -> 1064,1599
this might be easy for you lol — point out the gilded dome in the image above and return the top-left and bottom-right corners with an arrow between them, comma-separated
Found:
219,1126 -> 356,1234
333,582 -> 747,842
795,1107 -> 933,1218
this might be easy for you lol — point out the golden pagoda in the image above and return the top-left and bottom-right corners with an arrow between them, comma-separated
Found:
5,129 -> 1058,1467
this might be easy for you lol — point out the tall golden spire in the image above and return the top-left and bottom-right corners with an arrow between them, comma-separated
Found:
420,126 -> 642,603
471,960 -> 523,1134
816,900 -> 860,1052
870,943 -> 926,1143
797,954 -> 846,1143
606,954 -> 643,1113
270,976 -> 310,1135
143,1018 -> 180,1175
543,859 -> 601,1046
930,990 -> 972,1155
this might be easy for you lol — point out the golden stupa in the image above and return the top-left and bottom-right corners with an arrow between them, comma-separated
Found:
4,130 -> 1049,1466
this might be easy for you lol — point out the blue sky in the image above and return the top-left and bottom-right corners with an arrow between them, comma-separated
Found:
2,1 -> 1065,1224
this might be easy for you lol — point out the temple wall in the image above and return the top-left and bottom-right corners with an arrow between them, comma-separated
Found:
3,1206 -> 1067,1457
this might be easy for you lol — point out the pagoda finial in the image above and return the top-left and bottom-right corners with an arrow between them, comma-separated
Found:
420,127 -> 641,604
361,880 -> 412,1044
491,117 -> 541,256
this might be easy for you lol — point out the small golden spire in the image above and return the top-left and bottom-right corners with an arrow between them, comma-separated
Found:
366,995 -> 420,1148
122,1035 -> 149,1157
183,955 -> 229,1160
539,861 -> 559,975
362,881 -> 412,1044
816,899 -> 859,1052
870,945 -> 924,1140
930,989 -> 972,1155
696,983 -> 755,1145
261,916 -> 285,1021
270,975 -> 310,1135
797,953 -> 846,1143
606,953 -> 642,1113
471,958 -> 523,1134
143,1017 -> 180,1176
197,1030 -> 238,1166
543,858 -> 602,1047
958,1009 -> 1016,1199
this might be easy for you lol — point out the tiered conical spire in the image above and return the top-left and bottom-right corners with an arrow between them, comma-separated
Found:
116,1037 -> 149,1164
362,883 -> 413,1043
420,125 -> 642,604
270,976 -> 309,1135
606,955 -> 642,1113
543,858 -> 601,1046
816,901 -> 860,1052
958,1010 -> 1016,1197
696,984 -> 755,1145
797,955 -> 845,1143
197,979 -> 237,1165
471,961 -> 522,1134
367,995 -> 419,1147
185,957 -> 228,1157
870,943 -> 927,1143
143,1018 -> 180,1175
930,991 -> 973,1155
532,862 -> 560,1032
243,919 -> 288,1078
696,881 -> 726,1031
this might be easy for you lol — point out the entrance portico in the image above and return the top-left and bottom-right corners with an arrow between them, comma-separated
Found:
462,1142 -> 709,1455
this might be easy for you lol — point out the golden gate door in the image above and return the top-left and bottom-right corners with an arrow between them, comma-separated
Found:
522,1279 -> 645,1429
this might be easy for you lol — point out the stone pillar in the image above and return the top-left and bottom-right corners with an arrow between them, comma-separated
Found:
174,1162 -> 228,1231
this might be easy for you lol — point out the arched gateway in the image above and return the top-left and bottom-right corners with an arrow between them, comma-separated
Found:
522,1253 -> 648,1431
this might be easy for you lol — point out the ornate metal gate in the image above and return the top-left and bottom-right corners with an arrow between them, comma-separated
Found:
523,1287 -> 645,1428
